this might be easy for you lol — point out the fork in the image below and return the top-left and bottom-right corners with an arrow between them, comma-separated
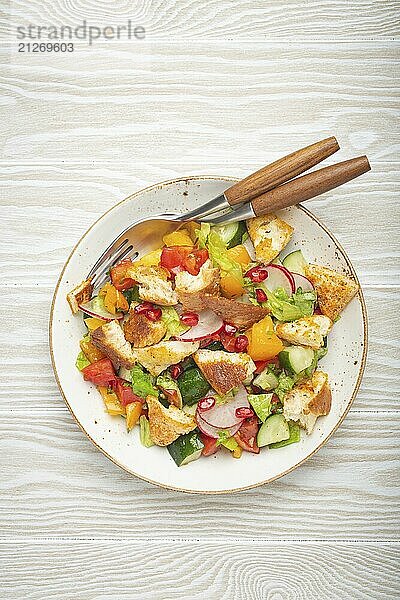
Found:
87,147 -> 370,290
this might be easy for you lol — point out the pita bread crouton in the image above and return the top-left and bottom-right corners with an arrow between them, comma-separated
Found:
175,259 -> 220,311
133,340 -> 200,376
66,279 -> 93,314
91,320 -> 136,370
126,264 -> 178,306
123,303 -> 166,347
146,396 -> 196,446
194,349 -> 256,395
276,315 -> 332,348
247,214 -> 293,264
305,264 -> 359,321
283,370 -> 331,433
203,295 -> 269,329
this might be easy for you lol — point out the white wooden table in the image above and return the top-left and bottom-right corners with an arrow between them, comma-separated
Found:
1,2 -> 399,598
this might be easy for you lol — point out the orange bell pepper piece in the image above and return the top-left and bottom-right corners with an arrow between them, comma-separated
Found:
126,401 -> 142,431
80,337 -> 105,363
246,316 -> 284,361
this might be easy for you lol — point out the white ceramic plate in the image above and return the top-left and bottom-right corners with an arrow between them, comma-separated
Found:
50,176 -> 367,494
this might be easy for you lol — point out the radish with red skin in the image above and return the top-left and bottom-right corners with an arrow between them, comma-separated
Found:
200,386 -> 250,429
177,310 -> 223,341
292,272 -> 315,293
259,264 -> 295,296
196,412 -> 243,439
197,397 -> 216,412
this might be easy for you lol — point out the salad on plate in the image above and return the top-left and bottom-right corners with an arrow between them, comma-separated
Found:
67,213 -> 359,467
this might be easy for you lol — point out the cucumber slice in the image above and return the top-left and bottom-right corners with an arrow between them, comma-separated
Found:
279,346 -> 315,375
167,432 -> 204,466
257,414 -> 290,447
269,421 -> 300,448
177,367 -> 210,406
253,369 -> 279,391
211,221 -> 247,249
282,250 -> 308,276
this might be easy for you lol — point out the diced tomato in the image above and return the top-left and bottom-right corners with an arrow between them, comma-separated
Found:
162,388 -> 181,408
160,246 -> 208,277
110,259 -> 135,291
234,416 -> 260,454
199,433 -> 220,456
160,246 -> 191,275
254,357 -> 280,374
113,378 -> 143,407
82,358 -> 117,387
183,248 -> 209,276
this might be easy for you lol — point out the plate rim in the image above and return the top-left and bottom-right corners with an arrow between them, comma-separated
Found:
49,175 -> 368,494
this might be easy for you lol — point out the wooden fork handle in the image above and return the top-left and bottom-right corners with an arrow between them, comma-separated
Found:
251,155 -> 371,216
224,136 -> 340,206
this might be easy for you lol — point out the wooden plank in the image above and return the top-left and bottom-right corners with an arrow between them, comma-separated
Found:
0,0 -> 398,39
0,541 -> 399,600
0,162 -> 398,286
0,285 -> 397,411
0,43 -> 398,163
0,410 -> 399,540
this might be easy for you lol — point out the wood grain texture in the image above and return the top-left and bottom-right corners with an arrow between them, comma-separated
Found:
0,542 -> 399,600
0,410 -> 399,540
0,0 -> 398,39
1,43 -> 398,164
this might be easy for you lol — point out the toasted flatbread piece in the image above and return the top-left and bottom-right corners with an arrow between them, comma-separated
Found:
276,315 -> 332,348
283,370 -> 331,434
247,214 -> 293,264
194,349 -> 256,395
123,304 -> 166,347
127,264 -> 178,306
203,295 -> 269,329
67,279 -> 93,314
133,340 -> 200,376
305,264 -> 359,321
147,396 -> 196,446
175,259 -> 220,311
91,320 -> 136,370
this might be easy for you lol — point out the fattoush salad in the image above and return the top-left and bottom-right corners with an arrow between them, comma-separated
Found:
67,215 -> 359,466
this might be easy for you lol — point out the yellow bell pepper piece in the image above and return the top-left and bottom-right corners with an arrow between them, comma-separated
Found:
162,229 -> 194,247
220,273 -> 245,298
84,317 -> 105,331
185,221 -> 200,242
226,244 -> 251,266
135,248 -> 162,267
246,316 -> 284,361
80,337 -> 105,363
98,386 -> 125,416
101,283 -> 128,314
232,446 -> 242,459
126,401 -> 142,431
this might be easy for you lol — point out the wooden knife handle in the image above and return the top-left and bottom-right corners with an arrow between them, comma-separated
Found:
251,156 -> 371,216
224,136 -> 340,206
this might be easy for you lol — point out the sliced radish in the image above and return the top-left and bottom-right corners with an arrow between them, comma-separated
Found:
196,412 -> 243,439
177,309 -> 223,341
260,264 -> 295,296
201,387 -> 250,429
79,298 -> 123,321
292,272 -> 314,293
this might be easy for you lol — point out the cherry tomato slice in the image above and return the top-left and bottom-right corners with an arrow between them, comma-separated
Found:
82,358 -> 117,387
110,259 -> 135,291
234,416 -> 260,454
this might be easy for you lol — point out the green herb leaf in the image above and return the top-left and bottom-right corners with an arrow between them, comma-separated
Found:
75,351 -> 90,371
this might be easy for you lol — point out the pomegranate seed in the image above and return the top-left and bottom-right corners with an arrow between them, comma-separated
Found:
170,364 -> 183,379
223,322 -> 237,335
314,305 -> 322,315
180,312 -> 199,327
145,308 -> 162,322
134,302 -> 153,314
255,288 -> 268,303
245,266 -> 268,283
235,406 -> 254,419
234,335 -> 249,352
198,396 -> 216,411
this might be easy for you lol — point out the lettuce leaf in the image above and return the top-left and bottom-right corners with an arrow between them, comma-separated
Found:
196,222 -> 211,249
207,230 -> 243,284
274,372 -> 295,402
266,287 -> 316,321
139,415 -> 154,447
248,393 -> 273,422
161,306 -> 189,340
130,364 -> 158,399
